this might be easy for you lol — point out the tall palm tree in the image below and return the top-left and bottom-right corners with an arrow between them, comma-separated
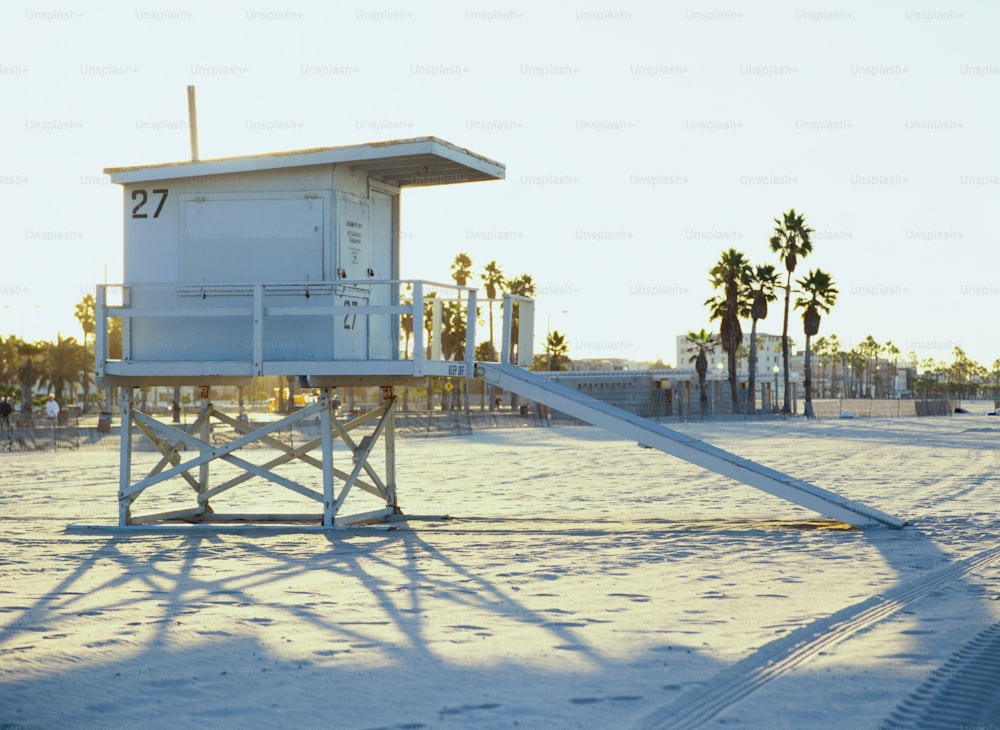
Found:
992,359 -> 1000,410
707,248 -> 751,413
506,274 -> 535,364
744,264 -> 780,413
794,268 -> 838,418
812,336 -> 830,397
685,328 -> 717,416
769,209 -> 814,413
399,283 -> 414,359
861,334 -> 879,396
447,255 -> 474,409
481,260 -> 505,361
883,340 -> 900,397
828,334 -> 842,397
74,294 -> 96,347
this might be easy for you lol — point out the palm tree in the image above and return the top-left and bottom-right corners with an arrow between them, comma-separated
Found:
506,274 -> 536,364
744,263 -> 780,413
707,248 -> 751,413
450,252 -> 473,287
544,330 -> 570,371
685,328 -> 717,416
860,335 -> 879,396
794,268 -> 838,418
74,294 -> 96,347
991,359 -> 1000,409
0,336 -> 19,399
769,209 -> 814,413
481,260 -> 505,361
884,340 -> 900,397
827,334 -> 842,397
399,283 -> 414,359
812,336 -> 830,398
40,334 -> 93,410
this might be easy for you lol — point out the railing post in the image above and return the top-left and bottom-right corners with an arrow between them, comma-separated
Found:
121,286 -> 132,361
253,284 -> 265,376
501,294 -> 513,365
431,299 -> 443,361
95,285 -> 107,380
518,298 -> 535,367
465,288 -> 477,370
412,281 -> 424,374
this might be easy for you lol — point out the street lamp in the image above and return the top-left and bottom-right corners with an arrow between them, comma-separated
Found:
772,364 -> 780,410
1,304 -> 40,339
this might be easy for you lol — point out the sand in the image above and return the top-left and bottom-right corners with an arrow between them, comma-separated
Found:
2,416 -> 999,729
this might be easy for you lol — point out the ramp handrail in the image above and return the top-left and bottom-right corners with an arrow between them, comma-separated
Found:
475,362 -> 906,529
499,293 -> 535,367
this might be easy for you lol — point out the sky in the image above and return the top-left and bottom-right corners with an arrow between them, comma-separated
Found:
2,1 -> 998,368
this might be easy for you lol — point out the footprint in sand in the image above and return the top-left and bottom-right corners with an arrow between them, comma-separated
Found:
607,592 -> 651,603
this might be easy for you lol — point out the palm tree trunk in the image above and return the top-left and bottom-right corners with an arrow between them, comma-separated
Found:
728,347 -> 740,414
748,321 -> 758,414
781,278 -> 792,414
804,334 -> 815,418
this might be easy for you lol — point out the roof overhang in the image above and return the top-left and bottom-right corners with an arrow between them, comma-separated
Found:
103,136 -> 505,187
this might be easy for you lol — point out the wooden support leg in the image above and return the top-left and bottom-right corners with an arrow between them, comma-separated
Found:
118,387 -> 134,526
197,387 -> 211,515
381,386 -> 398,511
321,387 -> 335,527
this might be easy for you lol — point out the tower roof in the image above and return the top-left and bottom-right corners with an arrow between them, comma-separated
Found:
104,136 -> 504,187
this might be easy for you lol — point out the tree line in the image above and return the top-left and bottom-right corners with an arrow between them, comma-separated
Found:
0,293 -> 103,422
686,209 -> 1000,415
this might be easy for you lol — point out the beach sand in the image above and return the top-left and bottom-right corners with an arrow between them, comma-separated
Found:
2,416 -> 999,728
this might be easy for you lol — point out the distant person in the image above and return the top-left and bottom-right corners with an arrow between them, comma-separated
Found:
46,394 -> 60,424
0,397 -> 11,428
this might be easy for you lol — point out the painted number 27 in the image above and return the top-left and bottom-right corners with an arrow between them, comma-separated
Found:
131,188 -> 169,219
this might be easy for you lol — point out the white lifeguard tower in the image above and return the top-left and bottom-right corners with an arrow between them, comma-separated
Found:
97,136 -> 527,527
97,121 -> 904,530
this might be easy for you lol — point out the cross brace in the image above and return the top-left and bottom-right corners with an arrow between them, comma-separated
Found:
116,387 -> 400,527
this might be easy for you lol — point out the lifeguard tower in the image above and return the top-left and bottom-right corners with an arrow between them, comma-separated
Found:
97,128 -> 904,530
97,136 -> 523,527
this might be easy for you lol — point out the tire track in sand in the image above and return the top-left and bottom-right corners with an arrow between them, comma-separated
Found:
633,543 -> 1000,729
885,619 -> 1000,728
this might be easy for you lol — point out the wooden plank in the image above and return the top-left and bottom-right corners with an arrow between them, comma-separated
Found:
336,507 -> 395,526
131,506 -> 204,525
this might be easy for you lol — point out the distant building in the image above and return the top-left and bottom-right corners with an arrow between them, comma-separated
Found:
675,332 -> 787,375
571,358 -> 639,372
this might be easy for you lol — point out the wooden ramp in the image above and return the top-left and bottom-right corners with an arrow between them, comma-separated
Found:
475,363 -> 906,529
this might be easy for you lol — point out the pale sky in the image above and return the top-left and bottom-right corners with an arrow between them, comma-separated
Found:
2,1 -> 998,367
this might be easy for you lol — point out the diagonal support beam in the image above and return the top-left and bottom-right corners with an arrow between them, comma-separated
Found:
123,403 -> 327,499
332,398 -> 397,519
114,392 -> 400,528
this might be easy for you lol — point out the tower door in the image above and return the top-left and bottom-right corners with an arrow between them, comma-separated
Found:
368,189 -> 398,359
334,193 -> 370,360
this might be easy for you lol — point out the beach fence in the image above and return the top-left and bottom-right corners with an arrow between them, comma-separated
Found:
810,398 -> 982,418
0,407 -> 583,454
811,398 -> 919,418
